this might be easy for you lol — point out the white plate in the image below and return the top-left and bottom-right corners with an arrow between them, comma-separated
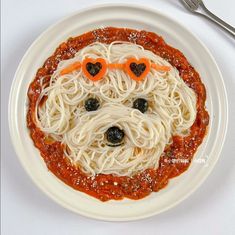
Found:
8,4 -> 228,221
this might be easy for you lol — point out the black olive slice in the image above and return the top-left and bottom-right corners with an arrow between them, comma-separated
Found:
133,98 -> 148,113
86,62 -> 102,76
106,126 -> 125,144
85,98 -> 100,111
130,63 -> 146,77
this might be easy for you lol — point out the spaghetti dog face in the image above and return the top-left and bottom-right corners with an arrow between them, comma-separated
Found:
35,42 -> 197,177
27,28 -> 209,201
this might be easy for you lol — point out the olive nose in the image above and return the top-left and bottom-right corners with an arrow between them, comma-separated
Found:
106,126 -> 125,145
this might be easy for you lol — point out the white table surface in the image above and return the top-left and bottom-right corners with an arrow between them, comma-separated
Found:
1,0 -> 235,234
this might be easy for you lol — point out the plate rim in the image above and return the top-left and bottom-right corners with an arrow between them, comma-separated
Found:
8,3 -> 228,221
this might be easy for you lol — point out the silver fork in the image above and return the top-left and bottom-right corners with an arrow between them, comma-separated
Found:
181,0 -> 235,38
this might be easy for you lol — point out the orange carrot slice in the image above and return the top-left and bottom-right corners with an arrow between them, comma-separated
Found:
60,62 -> 81,75
108,63 -> 125,69
125,58 -> 150,81
151,63 -> 171,72
82,58 -> 107,81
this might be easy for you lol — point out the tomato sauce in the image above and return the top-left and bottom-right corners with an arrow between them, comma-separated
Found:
27,27 -> 209,201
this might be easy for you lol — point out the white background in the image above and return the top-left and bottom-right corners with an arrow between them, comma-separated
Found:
1,0 -> 235,234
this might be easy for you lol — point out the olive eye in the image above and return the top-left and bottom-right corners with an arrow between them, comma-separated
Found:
133,98 -> 148,113
85,98 -> 100,111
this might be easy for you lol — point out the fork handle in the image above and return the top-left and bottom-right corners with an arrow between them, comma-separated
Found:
198,1 -> 235,38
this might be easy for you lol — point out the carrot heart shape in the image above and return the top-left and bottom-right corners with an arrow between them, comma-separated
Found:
125,58 -> 150,81
82,58 -> 107,81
